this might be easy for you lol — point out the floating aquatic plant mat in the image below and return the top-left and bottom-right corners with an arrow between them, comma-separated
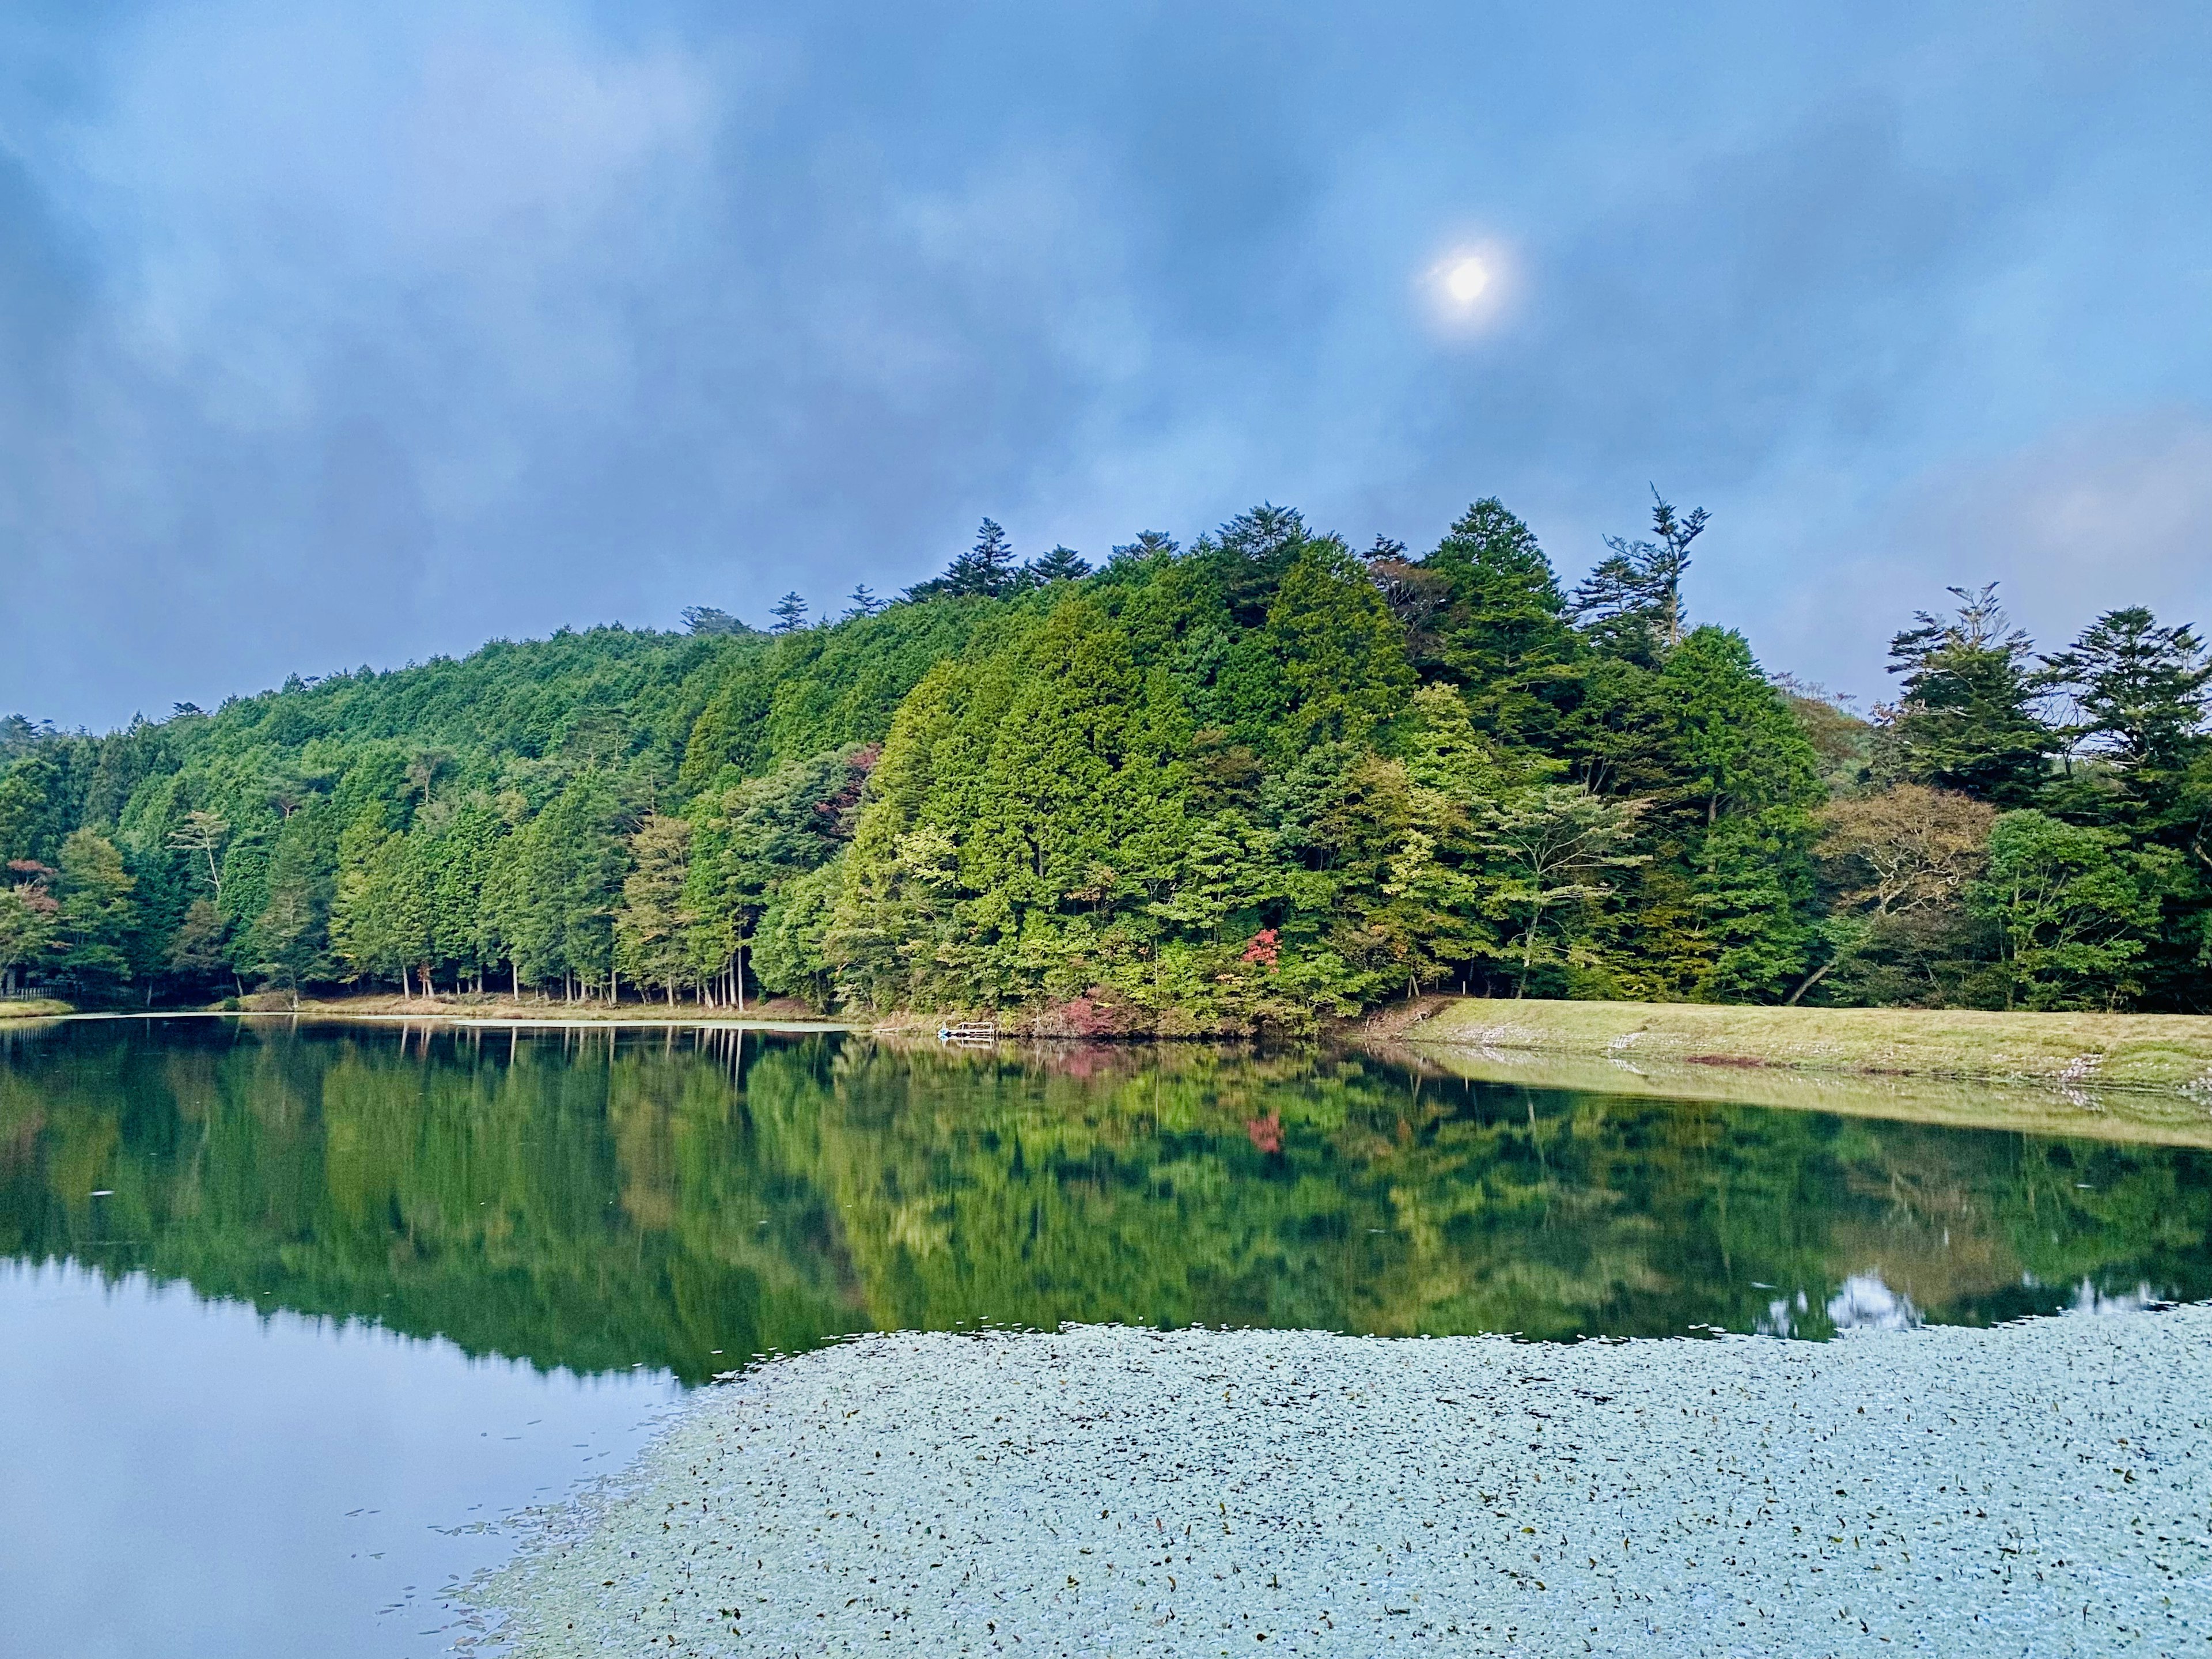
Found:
1386,1040 -> 2212,1149
468,1311 -> 2212,1656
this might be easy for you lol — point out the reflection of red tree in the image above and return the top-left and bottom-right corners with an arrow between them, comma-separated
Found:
1245,1112 -> 1282,1153
1241,928 -> 1279,967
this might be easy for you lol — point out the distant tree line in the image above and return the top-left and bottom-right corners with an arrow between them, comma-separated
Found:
1,499 -> 2205,1024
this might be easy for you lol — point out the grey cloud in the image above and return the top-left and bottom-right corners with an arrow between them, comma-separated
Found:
0,1 -> 2206,725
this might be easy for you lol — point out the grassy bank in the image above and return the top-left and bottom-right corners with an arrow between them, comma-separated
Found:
1395,1043 -> 2212,1149
1387,996 -> 2212,1093
0,999 -> 73,1022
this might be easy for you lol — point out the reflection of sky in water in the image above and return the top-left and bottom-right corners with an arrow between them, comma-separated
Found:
1756,1270 -> 2180,1336
0,1263 -> 680,1659
1753,1277 -> 1921,1337
1827,1273 -> 1922,1332
2069,1278 -> 2169,1316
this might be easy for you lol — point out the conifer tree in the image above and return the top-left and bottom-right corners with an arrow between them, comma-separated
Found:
1883,584 -> 2055,808
770,592 -> 810,634
2042,607 -> 2210,812
615,813 -> 693,1001
1424,498 -> 1578,741
1570,489 -> 1707,662
1028,545 -> 1091,584
942,519 -> 1018,597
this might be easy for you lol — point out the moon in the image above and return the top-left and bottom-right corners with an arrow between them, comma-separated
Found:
1445,256 -> 1490,304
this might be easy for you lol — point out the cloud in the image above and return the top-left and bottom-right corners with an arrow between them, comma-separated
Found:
1888,411 -> 2212,632
0,1 -> 2206,725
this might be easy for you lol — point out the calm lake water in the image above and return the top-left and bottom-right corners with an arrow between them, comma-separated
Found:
4,1016 -> 2209,1657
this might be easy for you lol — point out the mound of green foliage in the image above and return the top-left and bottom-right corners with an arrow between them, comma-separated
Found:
1,497 -> 2206,1026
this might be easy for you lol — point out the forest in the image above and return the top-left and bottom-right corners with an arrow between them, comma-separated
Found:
1,498 -> 2206,1027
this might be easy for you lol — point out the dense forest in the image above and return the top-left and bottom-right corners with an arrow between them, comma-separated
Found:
2,498 -> 2206,1025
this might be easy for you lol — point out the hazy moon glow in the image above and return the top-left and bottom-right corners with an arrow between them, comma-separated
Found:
1446,257 -> 1490,304
1423,241 -> 1512,337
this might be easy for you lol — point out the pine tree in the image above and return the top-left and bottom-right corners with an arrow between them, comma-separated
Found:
680,605 -> 752,636
615,813 -> 694,1001
1109,530 -> 1179,565
1425,498 -> 1578,741
1028,545 -> 1091,584
54,828 -> 137,995
770,592 -> 810,634
1570,489 -> 1707,661
1883,584 -> 2056,808
2042,607 -> 2211,810
942,519 -> 1019,598
942,520 -> 1026,606
844,584 -> 886,619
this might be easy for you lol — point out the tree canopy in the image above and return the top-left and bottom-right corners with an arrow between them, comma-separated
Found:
0,495 -> 2203,1022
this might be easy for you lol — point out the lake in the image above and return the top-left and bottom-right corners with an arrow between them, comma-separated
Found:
3,1016 -> 2208,1657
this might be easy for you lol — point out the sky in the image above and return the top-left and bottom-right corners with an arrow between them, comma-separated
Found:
2,1 -> 2207,730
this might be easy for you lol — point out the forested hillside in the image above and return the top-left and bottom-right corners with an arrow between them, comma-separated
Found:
2,499 -> 2206,1025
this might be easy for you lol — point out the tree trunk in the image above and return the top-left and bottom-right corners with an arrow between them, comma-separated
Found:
1783,962 -> 1831,1006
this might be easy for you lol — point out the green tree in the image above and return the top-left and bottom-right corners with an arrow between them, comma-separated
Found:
2043,606 -> 2210,816
0,862 -> 58,995
615,813 -> 694,1002
1570,490 -> 1707,662
1883,585 -> 2056,807
770,592 -> 810,634
1423,498 -> 1578,743
1479,785 -> 1647,994
1972,810 -> 2161,1009
53,829 -> 137,997
1259,542 -> 1416,753
941,518 -> 1020,599
1027,545 -> 1091,584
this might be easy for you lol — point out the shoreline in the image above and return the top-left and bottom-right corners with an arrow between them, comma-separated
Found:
474,1308 -> 2212,1656
1377,1040 -> 2212,1150
1383,995 -> 2212,1094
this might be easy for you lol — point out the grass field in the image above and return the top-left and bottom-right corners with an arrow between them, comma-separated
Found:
0,999 -> 73,1022
1388,997 -> 2212,1095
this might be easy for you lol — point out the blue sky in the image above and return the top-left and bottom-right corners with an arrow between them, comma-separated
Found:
3,1 -> 2208,728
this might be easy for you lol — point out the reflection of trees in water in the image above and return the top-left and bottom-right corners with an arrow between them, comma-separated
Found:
1,1023 -> 2207,1382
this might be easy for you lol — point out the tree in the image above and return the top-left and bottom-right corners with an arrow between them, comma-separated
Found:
1422,498 -> 1578,741
1109,530 -> 1179,565
166,809 -> 232,902
254,865 -> 324,1009
0,862 -> 58,995
1972,810 -> 2160,1009
615,814 -> 694,1002
166,897 -> 229,985
1661,627 -> 1820,824
681,605 -> 753,636
1883,584 -> 2055,806
1808,785 -> 1995,1006
1480,785 -> 1647,993
770,592 -> 810,634
844,585 -> 886,619
1570,488 -> 1707,661
942,519 -> 1019,598
1028,545 -> 1091,584
2041,606 -> 2211,815
1259,543 -> 1417,753
53,829 -> 137,997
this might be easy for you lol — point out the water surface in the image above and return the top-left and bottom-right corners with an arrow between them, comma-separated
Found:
3,1017 -> 2208,1655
